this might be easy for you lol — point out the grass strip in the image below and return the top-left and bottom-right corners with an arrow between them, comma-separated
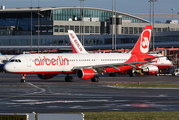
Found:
84,111 -> 179,120
115,83 -> 179,88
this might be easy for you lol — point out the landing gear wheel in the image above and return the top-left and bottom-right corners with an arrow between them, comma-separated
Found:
129,73 -> 135,77
91,76 -> 99,82
65,76 -> 73,82
109,73 -> 116,77
21,79 -> 25,83
155,73 -> 160,76
128,69 -> 136,77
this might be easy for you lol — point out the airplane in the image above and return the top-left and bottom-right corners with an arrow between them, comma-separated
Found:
4,25 -> 163,83
68,28 -> 172,77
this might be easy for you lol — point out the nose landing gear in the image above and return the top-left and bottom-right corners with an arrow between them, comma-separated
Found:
21,74 -> 26,83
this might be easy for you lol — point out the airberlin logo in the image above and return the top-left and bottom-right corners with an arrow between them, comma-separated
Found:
34,56 -> 69,66
70,33 -> 83,52
140,29 -> 151,53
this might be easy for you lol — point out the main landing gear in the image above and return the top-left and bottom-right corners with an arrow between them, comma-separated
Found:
91,76 -> 99,82
128,69 -> 136,77
21,74 -> 26,83
65,74 -> 73,82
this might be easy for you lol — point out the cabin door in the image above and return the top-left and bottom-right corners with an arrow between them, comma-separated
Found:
25,57 -> 31,67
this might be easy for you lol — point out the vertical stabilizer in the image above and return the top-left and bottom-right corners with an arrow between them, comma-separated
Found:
68,30 -> 88,53
131,25 -> 152,55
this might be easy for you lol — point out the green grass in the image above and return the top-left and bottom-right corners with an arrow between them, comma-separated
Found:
115,83 -> 179,88
84,111 -> 179,120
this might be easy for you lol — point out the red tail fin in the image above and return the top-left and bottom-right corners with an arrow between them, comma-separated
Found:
131,25 -> 152,55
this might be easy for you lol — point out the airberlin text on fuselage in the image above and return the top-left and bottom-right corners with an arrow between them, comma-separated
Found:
34,56 -> 69,66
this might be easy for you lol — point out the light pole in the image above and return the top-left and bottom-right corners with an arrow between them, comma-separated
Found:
149,0 -> 157,52
38,0 -> 40,53
79,0 -> 85,46
149,0 -> 151,25
112,0 -> 114,50
114,0 -> 116,51
30,0 -> 32,52
172,8 -> 175,20
112,0 -> 116,50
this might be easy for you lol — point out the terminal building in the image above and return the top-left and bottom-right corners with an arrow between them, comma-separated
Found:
0,6 -> 179,53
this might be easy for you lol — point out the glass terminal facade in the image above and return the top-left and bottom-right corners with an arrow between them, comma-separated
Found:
52,8 -> 145,23
0,7 -> 179,51
0,7 -> 147,33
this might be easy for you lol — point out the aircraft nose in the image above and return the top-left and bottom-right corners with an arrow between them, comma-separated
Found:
3,63 -> 11,72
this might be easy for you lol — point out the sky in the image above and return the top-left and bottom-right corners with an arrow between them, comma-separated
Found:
1,0 -> 179,22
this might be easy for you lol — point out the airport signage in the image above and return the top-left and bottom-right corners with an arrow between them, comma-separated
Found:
0,115 -> 28,120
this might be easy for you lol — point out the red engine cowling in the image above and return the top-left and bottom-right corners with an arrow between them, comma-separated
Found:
142,65 -> 158,75
77,68 -> 98,80
37,74 -> 57,79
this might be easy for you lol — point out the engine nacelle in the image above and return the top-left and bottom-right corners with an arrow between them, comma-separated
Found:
37,74 -> 57,79
142,65 -> 158,75
77,68 -> 98,80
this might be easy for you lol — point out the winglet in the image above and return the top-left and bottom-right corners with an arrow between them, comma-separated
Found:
68,30 -> 88,53
131,25 -> 152,55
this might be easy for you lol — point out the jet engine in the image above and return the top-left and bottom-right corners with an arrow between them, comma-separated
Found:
37,74 -> 57,79
142,65 -> 158,75
77,68 -> 98,80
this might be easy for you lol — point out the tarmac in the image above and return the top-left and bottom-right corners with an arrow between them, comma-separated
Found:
0,73 -> 179,113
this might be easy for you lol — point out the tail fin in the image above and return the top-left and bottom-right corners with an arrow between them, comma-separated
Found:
68,30 -> 88,53
131,25 -> 152,55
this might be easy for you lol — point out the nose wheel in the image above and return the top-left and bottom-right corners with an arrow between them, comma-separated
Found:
21,74 -> 26,83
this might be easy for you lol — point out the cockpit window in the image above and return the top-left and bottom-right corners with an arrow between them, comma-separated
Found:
10,59 -> 15,62
10,59 -> 21,63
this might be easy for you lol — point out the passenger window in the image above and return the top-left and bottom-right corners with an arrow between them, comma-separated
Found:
18,59 -> 21,62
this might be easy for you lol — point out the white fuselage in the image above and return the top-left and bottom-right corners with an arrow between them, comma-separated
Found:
4,53 -> 132,74
148,54 -> 172,69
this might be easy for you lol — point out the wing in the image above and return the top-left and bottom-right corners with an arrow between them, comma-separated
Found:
143,55 -> 172,61
72,61 -> 153,72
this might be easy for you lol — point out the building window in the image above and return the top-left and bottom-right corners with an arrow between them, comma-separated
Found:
65,26 -> 69,32
134,27 -> 138,34
47,27 -> 53,32
85,26 -> 89,33
129,27 -> 133,34
95,26 -> 99,33
59,26 -> 64,32
124,27 -> 128,34
158,28 -> 161,32
90,26 -> 94,33
139,27 -> 143,33
75,26 -> 79,33
42,27 -> 47,33
70,26 -> 74,31
54,26 -> 58,32
162,28 -> 167,32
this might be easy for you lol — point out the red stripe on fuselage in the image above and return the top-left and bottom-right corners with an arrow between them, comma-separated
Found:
11,71 -> 76,75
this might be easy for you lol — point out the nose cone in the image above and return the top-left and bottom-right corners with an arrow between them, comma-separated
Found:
3,63 -> 12,72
